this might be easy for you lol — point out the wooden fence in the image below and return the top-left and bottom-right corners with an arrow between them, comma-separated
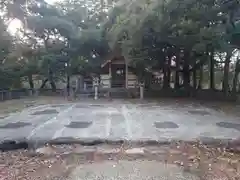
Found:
0,89 -> 34,101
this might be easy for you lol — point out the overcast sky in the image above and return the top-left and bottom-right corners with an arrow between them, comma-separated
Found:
8,0 -> 60,34
45,0 -> 59,4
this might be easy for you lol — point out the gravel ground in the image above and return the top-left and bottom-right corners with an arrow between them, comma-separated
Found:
0,142 -> 240,180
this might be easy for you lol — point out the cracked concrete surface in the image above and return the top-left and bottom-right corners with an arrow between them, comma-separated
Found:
0,101 -> 239,143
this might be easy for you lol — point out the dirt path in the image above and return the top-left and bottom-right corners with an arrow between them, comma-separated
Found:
0,142 -> 240,180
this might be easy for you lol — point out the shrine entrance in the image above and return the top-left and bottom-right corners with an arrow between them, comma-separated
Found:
111,64 -> 126,88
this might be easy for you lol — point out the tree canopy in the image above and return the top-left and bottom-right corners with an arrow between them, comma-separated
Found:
0,0 -> 240,97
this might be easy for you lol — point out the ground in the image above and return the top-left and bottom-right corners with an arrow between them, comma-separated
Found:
0,98 -> 239,144
1,142 -> 240,180
0,97 -> 240,180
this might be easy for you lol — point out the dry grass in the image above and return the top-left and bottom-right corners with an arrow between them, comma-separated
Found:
0,96 -> 70,116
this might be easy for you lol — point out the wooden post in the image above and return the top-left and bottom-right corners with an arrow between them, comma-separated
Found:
109,62 -> 112,88
125,60 -> 128,89
94,86 -> 98,100
140,82 -> 144,99
93,77 -> 99,100
75,78 -> 79,92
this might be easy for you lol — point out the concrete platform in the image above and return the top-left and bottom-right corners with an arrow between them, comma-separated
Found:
0,101 -> 239,143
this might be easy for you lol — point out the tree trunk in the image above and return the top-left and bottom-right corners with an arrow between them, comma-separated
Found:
232,71 -> 239,94
27,74 -> 34,89
48,68 -> 56,92
183,52 -> 190,91
223,51 -> 231,95
75,75 -> 83,92
232,59 -> 240,94
210,50 -> 215,90
175,53 -> 180,89
50,81 -> 56,92
163,63 -> 169,89
163,55 -> 171,89
167,55 -> 171,88
193,68 -> 197,90
43,38 -> 56,92
67,74 -> 70,96
183,67 -> 190,90
198,66 -> 203,89
40,79 -> 48,89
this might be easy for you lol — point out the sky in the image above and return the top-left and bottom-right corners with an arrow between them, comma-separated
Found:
45,0 -> 59,4
8,0 -> 60,34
